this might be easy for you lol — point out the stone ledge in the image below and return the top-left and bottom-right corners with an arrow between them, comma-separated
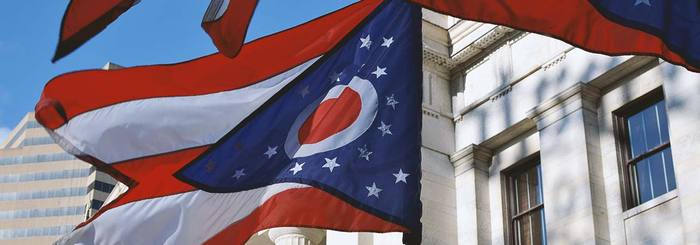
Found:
450,144 -> 492,176
622,189 -> 679,220
526,82 -> 601,130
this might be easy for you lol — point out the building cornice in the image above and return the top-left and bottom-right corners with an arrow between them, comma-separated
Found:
422,25 -> 518,72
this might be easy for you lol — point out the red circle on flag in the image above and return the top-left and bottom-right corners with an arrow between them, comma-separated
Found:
298,88 -> 362,144
284,76 -> 378,158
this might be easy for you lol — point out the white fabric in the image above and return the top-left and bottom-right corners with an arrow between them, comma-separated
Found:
55,183 -> 310,245
103,182 -> 129,205
55,57 -> 320,164
214,0 -> 230,20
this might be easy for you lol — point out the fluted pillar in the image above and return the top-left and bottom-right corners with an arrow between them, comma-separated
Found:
267,227 -> 325,245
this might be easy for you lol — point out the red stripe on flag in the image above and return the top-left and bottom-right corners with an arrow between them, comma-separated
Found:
36,0 -> 382,130
410,0 -> 698,71
53,0 -> 137,62
204,187 -> 408,244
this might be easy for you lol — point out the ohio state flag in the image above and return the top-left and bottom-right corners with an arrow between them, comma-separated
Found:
40,0 -> 423,244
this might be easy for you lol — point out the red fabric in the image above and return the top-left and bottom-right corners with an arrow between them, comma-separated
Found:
36,0 -> 383,130
410,0 -> 698,71
54,0 -> 136,62
299,88 -> 361,144
204,188 -> 408,244
202,0 -> 259,58
76,147 -> 206,228
66,0 -> 385,231
78,147 -> 409,241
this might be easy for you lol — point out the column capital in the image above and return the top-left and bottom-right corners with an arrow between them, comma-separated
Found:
450,144 -> 493,176
527,82 -> 600,130
267,227 -> 325,245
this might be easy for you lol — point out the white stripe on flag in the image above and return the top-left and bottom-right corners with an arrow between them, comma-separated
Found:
54,57 -> 320,164
55,183 -> 310,245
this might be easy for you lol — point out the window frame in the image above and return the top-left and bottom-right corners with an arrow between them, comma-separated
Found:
612,88 -> 673,210
502,153 -> 546,245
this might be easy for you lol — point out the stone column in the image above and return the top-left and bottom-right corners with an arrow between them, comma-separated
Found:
267,227 -> 325,245
451,144 -> 492,245
661,64 -> 700,244
527,82 -> 609,244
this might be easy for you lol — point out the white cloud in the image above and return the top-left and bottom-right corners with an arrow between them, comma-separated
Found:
0,127 -> 10,145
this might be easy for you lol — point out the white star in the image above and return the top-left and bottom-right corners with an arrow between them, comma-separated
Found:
366,182 -> 382,198
358,144 -> 373,161
322,157 -> 341,172
289,162 -> 305,175
377,121 -> 392,136
381,37 -> 394,47
299,86 -> 310,98
393,169 -> 410,184
386,94 -> 399,110
371,66 -> 387,78
634,0 -> 651,6
360,34 -> 372,49
329,71 -> 342,83
264,146 -> 278,159
232,169 -> 246,180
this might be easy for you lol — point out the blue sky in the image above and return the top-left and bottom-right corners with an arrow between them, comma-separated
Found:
0,0 -> 356,142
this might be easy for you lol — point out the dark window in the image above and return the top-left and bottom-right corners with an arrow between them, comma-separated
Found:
614,89 -> 676,208
88,181 -> 115,193
91,200 -> 104,210
505,156 -> 547,245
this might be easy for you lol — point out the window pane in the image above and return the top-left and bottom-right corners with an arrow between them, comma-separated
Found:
514,211 -> 547,245
527,167 -> 541,207
510,162 -> 547,244
622,98 -> 677,207
635,159 -> 653,204
515,174 -> 530,213
648,152 -> 667,197
627,113 -> 647,158
516,215 -> 532,245
656,101 -> 670,143
531,210 -> 546,245
642,105 -> 662,149
662,148 -> 676,191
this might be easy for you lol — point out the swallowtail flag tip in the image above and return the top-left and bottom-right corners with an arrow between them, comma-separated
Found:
410,0 -> 700,72
41,0 -> 423,244
52,0 -> 139,63
201,0 -> 259,58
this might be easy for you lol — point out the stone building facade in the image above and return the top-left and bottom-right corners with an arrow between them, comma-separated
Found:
250,9 -> 700,245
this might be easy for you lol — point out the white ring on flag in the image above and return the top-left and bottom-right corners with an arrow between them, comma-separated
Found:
285,76 -> 378,158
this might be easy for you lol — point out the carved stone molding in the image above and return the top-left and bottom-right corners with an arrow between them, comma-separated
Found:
450,144 -> 493,176
527,82 -> 601,130
422,26 -> 517,72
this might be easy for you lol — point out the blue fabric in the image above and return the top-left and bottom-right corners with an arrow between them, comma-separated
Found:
177,0 -> 422,231
589,0 -> 700,67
